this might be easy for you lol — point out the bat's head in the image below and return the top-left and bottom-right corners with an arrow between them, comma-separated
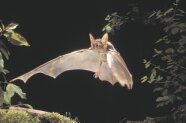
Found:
89,33 -> 108,50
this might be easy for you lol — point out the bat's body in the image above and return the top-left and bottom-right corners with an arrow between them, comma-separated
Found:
10,33 -> 133,89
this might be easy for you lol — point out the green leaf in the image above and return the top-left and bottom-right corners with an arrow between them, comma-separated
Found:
162,89 -> 168,96
156,75 -> 163,81
0,53 -> 5,71
102,24 -> 112,33
156,96 -> 169,102
145,61 -> 151,69
176,97 -> 183,101
165,65 -> 174,69
176,0 -> 180,3
161,55 -> 172,61
0,21 -> 5,32
0,86 -> 4,106
155,38 -> 163,43
156,102 -> 165,108
177,23 -> 186,28
165,48 -> 175,54
143,59 -> 147,63
177,9 -> 185,14
179,73 -> 186,81
4,30 -> 30,46
148,69 -> 156,83
3,91 -> 11,104
148,11 -> 156,18
155,35 -> 168,43
163,22 -> 178,32
111,12 -> 118,16
166,76 -> 172,80
153,87 -> 163,92
164,8 -> 174,15
141,76 -> 148,83
105,15 -> 111,20
5,23 -> 18,30
0,56 -> 8,73
177,46 -> 185,53
4,83 -> 26,104
179,35 -> 186,46
175,13 -> 184,17
154,49 -> 162,54
174,86 -> 186,94
6,83 -> 26,99
156,10 -> 162,16
152,54 -> 159,57
171,27 -> 179,35
164,40 -> 170,44
0,40 -> 10,60
163,17 -> 174,23
1,69 -> 9,75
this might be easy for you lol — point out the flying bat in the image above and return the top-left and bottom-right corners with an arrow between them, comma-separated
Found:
10,33 -> 133,89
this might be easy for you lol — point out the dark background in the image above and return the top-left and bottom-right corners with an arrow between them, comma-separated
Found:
0,0 -> 184,123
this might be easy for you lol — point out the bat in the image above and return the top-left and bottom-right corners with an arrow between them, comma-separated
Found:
10,33 -> 133,89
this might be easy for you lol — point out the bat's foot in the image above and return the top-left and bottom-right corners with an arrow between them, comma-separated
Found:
93,72 -> 99,79
94,71 -> 99,79
94,63 -> 101,79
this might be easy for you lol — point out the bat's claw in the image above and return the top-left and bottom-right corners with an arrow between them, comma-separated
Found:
94,64 -> 101,79
93,72 -> 99,79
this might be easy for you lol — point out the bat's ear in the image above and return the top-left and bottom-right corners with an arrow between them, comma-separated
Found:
89,33 -> 95,46
101,33 -> 108,45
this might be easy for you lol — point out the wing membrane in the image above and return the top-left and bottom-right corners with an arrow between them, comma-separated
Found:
107,51 -> 133,89
10,49 -> 99,83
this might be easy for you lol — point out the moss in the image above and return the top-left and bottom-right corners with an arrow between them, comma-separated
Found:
0,109 -> 76,123
0,109 -> 39,123
42,112 -> 77,123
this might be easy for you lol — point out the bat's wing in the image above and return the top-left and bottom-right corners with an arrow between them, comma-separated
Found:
10,49 -> 98,82
98,62 -> 117,85
10,49 -> 115,84
107,51 -> 133,89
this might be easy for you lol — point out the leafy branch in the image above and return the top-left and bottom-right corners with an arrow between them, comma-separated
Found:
0,20 -> 30,106
103,0 -> 186,121
102,5 -> 141,34
140,1 -> 186,112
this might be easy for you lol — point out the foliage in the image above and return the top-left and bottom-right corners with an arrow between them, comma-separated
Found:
141,1 -> 186,110
103,0 -> 186,121
102,12 -> 124,34
102,5 -> 141,34
0,20 -> 30,106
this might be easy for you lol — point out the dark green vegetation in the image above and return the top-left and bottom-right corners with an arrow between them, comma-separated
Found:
0,20 -> 76,123
0,21 -> 29,106
103,0 -> 186,122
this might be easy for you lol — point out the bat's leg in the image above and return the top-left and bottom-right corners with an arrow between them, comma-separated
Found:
94,61 -> 102,79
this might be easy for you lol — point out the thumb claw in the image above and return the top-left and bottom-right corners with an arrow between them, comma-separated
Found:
93,73 -> 99,79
